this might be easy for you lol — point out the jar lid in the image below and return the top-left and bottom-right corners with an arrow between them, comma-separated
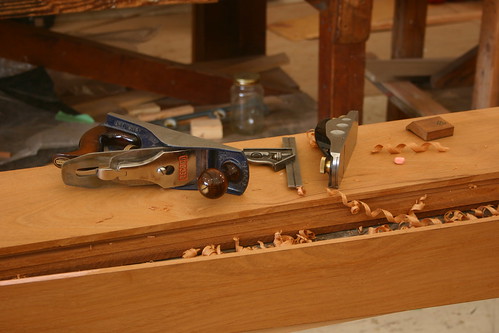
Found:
233,72 -> 260,85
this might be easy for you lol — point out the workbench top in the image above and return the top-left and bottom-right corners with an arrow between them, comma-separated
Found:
2,108 -> 498,249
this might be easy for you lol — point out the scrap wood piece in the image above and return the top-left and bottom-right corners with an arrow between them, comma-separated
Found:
371,142 -> 450,154
328,189 -> 427,225
406,116 -> 454,141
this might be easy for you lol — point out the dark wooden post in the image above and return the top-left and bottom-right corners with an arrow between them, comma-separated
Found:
192,0 -> 267,62
387,0 -> 428,120
307,0 -> 373,121
472,0 -> 499,109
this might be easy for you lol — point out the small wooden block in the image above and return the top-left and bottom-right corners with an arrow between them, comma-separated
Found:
190,118 -> 223,140
406,116 -> 454,141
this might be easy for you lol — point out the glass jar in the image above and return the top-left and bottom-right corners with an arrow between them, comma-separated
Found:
230,72 -> 265,135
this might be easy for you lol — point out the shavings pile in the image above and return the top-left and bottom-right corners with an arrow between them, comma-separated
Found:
371,142 -> 449,154
328,189 -> 426,226
329,189 -> 498,234
182,229 -> 316,258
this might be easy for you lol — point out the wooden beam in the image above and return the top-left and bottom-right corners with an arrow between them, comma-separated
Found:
307,0 -> 373,120
0,0 -> 216,19
388,0 -> 428,120
472,0 -> 499,109
366,58 -> 451,82
380,81 -> 451,118
0,20 -> 281,105
431,46 -> 478,89
192,0 -> 266,62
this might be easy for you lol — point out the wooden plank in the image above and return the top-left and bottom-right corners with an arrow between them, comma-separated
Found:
268,1 -> 482,42
431,46 -> 478,89
192,0 -> 266,62
0,0 -> 216,19
192,53 -> 290,75
1,217 -> 498,332
472,0 -> 499,109
380,81 -> 451,117
365,58 -> 451,82
1,109 -> 498,279
0,20 -> 283,106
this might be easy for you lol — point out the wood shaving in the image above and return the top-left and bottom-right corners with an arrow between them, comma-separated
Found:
306,129 -> 317,148
371,142 -> 449,154
182,248 -> 200,258
202,244 -> 222,256
233,237 -> 253,252
297,186 -> 306,196
273,231 -> 295,247
328,188 -> 426,225
472,205 -> 499,217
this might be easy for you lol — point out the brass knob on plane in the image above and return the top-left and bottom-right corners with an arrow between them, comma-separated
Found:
197,168 -> 228,199
320,156 -> 331,174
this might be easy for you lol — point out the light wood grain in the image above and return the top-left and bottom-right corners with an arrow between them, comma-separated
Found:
1,217 -> 498,332
1,109 -> 498,279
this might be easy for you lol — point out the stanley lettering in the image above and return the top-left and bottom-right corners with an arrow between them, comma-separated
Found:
178,155 -> 189,181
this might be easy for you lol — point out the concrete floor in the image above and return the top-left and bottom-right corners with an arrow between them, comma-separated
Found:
49,1 -> 498,331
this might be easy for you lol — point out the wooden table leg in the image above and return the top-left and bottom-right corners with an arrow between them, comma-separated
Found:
307,0 -> 373,121
192,0 -> 266,62
472,0 -> 499,109
387,0 -> 428,120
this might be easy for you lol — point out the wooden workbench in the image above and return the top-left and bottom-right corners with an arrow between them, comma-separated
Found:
0,108 -> 498,331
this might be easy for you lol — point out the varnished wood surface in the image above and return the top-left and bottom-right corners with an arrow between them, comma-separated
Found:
0,0 -> 216,19
1,217 -> 498,332
0,108 -> 498,279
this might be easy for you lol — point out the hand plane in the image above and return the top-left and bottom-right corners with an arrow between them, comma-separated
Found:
314,110 -> 358,188
53,113 -> 249,199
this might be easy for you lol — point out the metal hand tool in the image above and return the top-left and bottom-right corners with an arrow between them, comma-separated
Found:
53,113 -> 249,199
314,110 -> 358,188
243,137 -> 302,189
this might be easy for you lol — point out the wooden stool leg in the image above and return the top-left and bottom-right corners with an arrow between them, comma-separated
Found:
192,0 -> 266,62
307,0 -> 373,121
472,0 -> 499,109
387,0 -> 428,120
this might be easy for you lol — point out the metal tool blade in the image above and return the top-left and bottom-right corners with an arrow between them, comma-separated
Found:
282,137 -> 302,188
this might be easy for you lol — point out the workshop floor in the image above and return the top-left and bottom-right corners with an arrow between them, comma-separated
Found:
12,0 -> 498,331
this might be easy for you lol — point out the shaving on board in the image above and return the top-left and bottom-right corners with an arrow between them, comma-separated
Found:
371,142 -> 449,154
327,188 -> 426,225
182,229 -> 316,258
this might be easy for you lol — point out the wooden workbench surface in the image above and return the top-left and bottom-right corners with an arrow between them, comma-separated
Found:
1,108 -> 498,268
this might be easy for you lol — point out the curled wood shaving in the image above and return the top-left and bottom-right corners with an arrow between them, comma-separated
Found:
233,237 -> 254,252
306,129 -> 317,148
444,210 -> 476,222
328,188 -> 426,225
371,142 -> 449,154
182,248 -> 200,258
471,205 -> 499,217
202,244 -> 222,256
297,186 -> 306,197
273,231 -> 295,247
